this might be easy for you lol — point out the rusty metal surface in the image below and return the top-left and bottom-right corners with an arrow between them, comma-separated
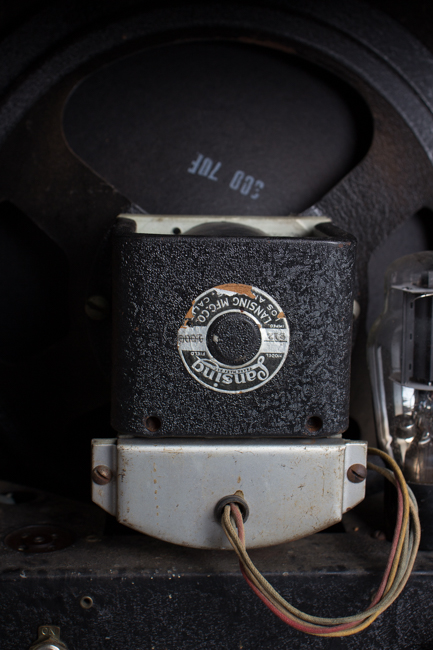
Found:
93,438 -> 366,548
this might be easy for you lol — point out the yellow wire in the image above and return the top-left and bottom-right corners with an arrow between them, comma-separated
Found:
221,446 -> 420,638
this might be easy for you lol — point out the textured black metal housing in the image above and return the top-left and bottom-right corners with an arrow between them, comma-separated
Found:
112,220 -> 356,438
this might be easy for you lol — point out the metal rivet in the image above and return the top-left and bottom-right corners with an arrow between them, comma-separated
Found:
347,463 -> 367,483
92,465 -> 112,485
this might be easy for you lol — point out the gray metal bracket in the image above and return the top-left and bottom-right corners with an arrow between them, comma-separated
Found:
92,438 -> 367,549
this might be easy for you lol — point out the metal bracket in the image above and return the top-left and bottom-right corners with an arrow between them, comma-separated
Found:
92,438 -> 367,549
120,214 -> 331,237
29,626 -> 68,650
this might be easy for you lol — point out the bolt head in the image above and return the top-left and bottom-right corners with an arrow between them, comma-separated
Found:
347,463 -> 367,483
92,465 -> 113,485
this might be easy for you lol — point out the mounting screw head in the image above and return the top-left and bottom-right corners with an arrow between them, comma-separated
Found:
92,465 -> 112,485
347,463 -> 367,483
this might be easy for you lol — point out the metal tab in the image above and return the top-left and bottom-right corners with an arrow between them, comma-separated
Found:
29,626 -> 68,650
91,438 -> 117,516
92,438 -> 367,549
121,214 -> 331,237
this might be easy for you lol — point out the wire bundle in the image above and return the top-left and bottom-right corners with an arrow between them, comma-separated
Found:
221,447 -> 420,637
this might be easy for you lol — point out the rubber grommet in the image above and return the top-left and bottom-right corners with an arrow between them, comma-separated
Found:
214,495 -> 249,523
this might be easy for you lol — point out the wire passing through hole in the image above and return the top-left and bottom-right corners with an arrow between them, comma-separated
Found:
215,494 -> 249,523
219,447 -> 420,638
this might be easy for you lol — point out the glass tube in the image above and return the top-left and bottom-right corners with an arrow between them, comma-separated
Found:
368,252 -> 433,484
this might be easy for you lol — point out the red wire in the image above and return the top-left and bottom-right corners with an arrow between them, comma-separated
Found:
370,479 -> 403,605
230,478 -> 404,635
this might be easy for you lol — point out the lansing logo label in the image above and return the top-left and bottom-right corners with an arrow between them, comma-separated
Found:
178,284 -> 289,394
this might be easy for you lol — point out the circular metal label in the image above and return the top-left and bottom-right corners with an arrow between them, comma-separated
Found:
178,284 -> 290,393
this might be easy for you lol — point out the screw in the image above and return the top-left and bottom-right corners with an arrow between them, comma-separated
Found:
347,463 -> 367,483
92,465 -> 113,485
85,295 -> 109,320
353,300 -> 361,320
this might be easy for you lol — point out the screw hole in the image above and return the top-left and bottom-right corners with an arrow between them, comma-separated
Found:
172,227 -> 181,235
306,416 -> 322,433
80,595 -> 93,609
144,415 -> 162,432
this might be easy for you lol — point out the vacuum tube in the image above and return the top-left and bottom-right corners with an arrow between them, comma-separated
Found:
368,251 -> 433,549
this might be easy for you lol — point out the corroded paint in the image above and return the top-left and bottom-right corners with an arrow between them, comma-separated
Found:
215,283 -> 255,298
181,300 -> 195,328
